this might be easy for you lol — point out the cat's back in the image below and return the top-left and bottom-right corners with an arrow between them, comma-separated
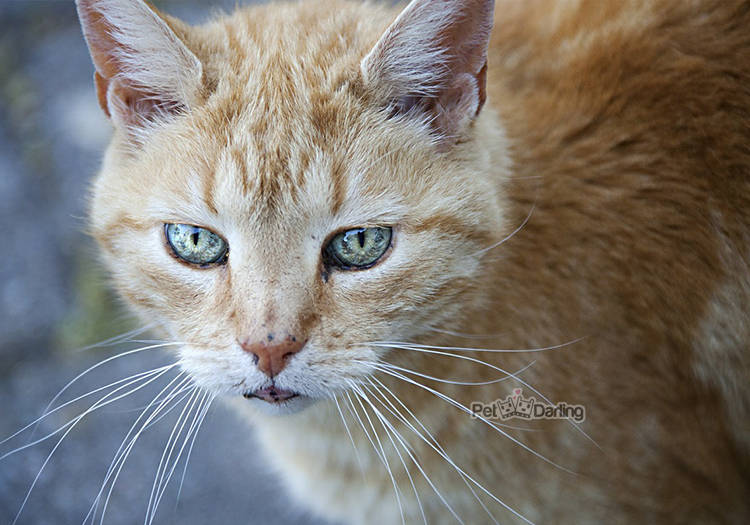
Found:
486,0 -> 750,495
487,0 -> 750,341
488,0 -> 750,220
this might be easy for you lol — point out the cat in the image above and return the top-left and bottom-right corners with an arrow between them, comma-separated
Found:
74,0 -> 750,523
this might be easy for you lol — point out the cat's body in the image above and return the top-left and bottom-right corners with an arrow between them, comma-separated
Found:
75,0 -> 750,523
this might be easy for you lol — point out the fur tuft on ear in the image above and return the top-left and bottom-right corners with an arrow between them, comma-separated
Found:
76,0 -> 203,134
361,0 -> 495,144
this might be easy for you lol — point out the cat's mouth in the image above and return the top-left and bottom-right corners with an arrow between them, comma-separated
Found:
243,385 -> 299,404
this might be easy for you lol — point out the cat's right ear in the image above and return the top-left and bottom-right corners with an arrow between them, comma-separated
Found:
361,0 -> 495,146
75,0 -> 203,134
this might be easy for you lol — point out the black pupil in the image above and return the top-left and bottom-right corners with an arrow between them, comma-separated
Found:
357,230 -> 366,248
192,231 -> 200,246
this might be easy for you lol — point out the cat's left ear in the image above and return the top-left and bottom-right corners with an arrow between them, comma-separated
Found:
361,0 -> 494,145
75,0 -> 203,133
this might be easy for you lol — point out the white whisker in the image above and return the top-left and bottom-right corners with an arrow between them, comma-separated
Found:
344,391 -> 387,466
87,373 -> 192,525
422,326 -> 507,340
360,358 -> 536,387
10,363 -> 179,525
1,363 -> 177,449
368,337 -> 586,353
151,390 -> 210,520
145,387 -> 202,525
358,360 -> 537,432
73,324 -> 157,353
472,204 -> 536,257
366,376 -> 497,525
347,382 -> 406,525
333,395 -> 367,480
2,364 -> 179,461
353,383 -> 428,525
370,343 -> 600,448
34,342 -> 184,438
366,375 -> 531,525
374,364 -> 576,476
175,393 -> 214,508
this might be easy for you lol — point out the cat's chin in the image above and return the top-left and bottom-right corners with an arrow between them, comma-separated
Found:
243,394 -> 317,416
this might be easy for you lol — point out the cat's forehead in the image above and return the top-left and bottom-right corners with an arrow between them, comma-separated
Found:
204,118 -> 410,235
195,1 -> 391,112
150,94 -> 411,245
167,3 -> 399,218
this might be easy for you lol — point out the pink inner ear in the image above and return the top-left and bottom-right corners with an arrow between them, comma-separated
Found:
79,0 -> 158,122
94,71 -> 110,117
439,1 -> 494,73
475,62 -> 488,116
363,0 -> 495,141
76,0 -> 202,130
106,79 -> 190,133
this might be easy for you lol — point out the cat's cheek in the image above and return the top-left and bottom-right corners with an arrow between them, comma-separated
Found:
322,230 -> 483,340
177,344 -> 261,395
274,346 -> 379,398
105,256 -> 231,353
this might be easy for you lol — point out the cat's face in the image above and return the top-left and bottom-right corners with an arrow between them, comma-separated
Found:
81,0 -> 505,413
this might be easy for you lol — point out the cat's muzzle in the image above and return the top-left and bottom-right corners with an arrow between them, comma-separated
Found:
244,385 -> 298,403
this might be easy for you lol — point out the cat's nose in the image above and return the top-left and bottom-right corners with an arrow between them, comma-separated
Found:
240,334 -> 305,378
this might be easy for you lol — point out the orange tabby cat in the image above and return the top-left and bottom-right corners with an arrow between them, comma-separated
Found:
75,0 -> 750,522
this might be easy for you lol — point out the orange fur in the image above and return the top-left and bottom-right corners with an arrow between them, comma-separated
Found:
77,0 -> 750,522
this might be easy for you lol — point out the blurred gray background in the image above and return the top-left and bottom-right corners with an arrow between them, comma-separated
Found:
0,1 -> 329,523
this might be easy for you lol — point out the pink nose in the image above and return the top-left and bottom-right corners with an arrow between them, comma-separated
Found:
240,335 -> 305,377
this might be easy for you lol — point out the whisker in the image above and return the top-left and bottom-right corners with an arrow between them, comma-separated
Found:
91,388 -> 193,525
347,382 -> 406,525
333,395 -> 367,481
368,337 -> 586,353
175,393 -> 215,508
151,390 -> 210,521
421,326 -> 507,340
366,376 -> 496,525
92,388 -> 195,525
365,377 -> 467,523
352,383 -> 428,525
87,373 -> 192,525
1,363 -> 177,449
344,391 -> 387,466
366,375 -> 531,525
359,360 -> 537,432
472,203 -> 536,257
373,364 -> 577,476
10,363 -> 179,525
356,146 -> 404,179
358,358 -> 536,386
34,342 -> 184,438
73,324 -> 157,353
1,363 -> 179,461
145,387 -> 202,525
369,343 -> 600,448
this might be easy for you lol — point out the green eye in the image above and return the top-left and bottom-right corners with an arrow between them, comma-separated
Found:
324,227 -> 392,270
165,223 -> 228,266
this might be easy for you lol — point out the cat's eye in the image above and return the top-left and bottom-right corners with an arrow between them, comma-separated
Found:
324,227 -> 392,270
165,223 -> 228,266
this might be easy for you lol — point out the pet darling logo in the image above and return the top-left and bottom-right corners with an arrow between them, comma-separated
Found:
470,388 -> 586,423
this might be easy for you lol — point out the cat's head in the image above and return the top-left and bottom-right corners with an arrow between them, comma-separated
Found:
77,0 -> 507,414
